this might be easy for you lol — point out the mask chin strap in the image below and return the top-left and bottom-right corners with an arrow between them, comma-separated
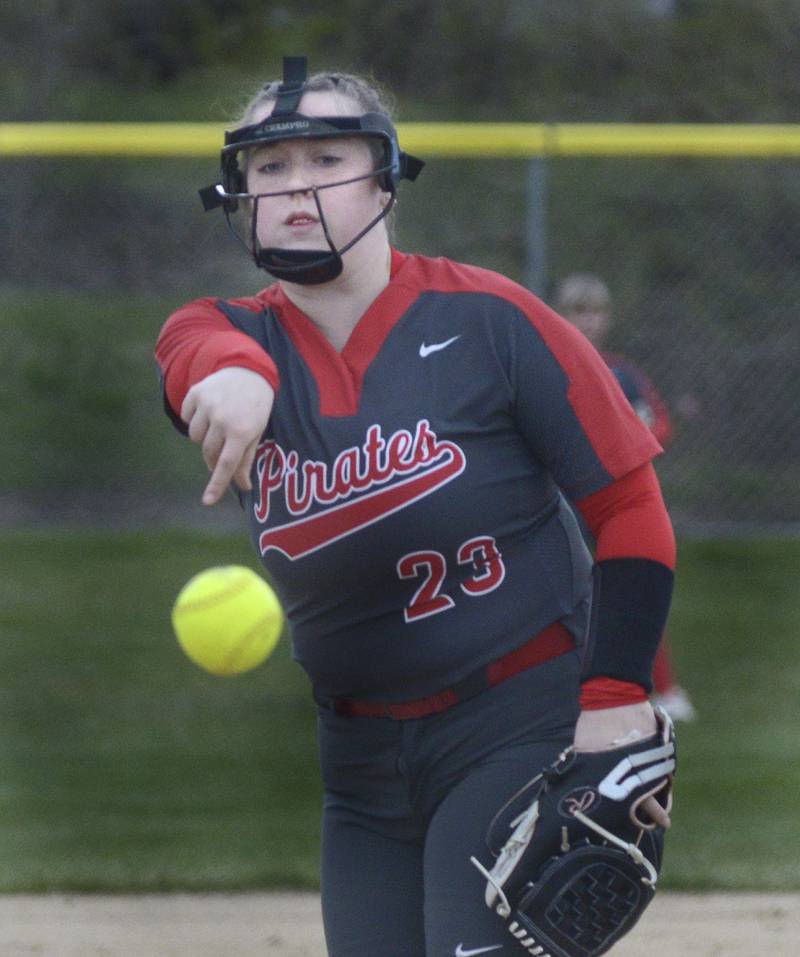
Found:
250,179 -> 397,286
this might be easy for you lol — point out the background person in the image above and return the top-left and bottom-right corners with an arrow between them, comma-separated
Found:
156,59 -> 676,956
553,271 -> 696,722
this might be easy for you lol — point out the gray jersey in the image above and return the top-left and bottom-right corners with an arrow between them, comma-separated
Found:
166,252 -> 660,700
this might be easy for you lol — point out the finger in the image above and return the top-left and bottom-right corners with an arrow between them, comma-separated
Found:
180,388 -> 200,426
187,408 -> 210,445
203,435 -> 249,505
232,439 -> 259,492
201,422 -> 226,473
642,795 -> 671,829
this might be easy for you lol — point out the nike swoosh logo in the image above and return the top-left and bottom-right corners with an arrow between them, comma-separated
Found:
419,335 -> 460,357
455,946 -> 503,957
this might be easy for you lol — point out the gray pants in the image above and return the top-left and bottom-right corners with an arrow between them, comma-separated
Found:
317,649 -> 581,957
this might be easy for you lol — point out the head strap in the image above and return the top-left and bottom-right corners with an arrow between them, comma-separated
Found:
270,56 -> 307,116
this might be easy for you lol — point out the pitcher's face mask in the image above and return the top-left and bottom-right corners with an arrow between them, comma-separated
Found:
199,56 -> 424,285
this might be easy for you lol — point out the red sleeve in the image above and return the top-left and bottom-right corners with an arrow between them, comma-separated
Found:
575,462 -> 676,568
517,305 -> 663,485
155,298 -> 280,420
575,462 -> 676,709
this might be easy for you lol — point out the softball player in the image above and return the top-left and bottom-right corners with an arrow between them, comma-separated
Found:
156,59 -> 676,957
554,273 -> 696,722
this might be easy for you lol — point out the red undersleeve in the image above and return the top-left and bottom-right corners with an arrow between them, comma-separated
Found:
575,462 -> 676,568
156,304 -> 279,418
579,675 -> 650,709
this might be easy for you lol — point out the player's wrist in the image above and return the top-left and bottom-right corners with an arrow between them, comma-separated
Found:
573,699 -> 658,752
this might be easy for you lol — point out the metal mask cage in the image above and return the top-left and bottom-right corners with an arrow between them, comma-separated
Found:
202,111 -> 419,213
197,55 -> 424,283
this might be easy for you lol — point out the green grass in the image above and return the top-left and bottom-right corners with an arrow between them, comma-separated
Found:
0,530 -> 321,892
0,532 -> 798,891
659,538 -> 800,890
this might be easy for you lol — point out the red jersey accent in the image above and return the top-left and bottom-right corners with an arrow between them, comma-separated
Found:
411,257 -> 660,479
156,297 -> 280,417
579,676 -> 649,710
269,249 -> 418,416
157,251 -> 663,471
575,462 -> 676,569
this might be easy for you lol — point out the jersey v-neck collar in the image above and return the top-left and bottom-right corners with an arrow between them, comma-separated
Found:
269,249 -> 420,417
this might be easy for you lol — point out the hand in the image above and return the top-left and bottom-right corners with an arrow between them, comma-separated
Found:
573,700 -> 671,829
181,367 -> 275,505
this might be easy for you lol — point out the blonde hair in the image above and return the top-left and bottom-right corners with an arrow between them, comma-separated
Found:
237,70 -> 397,170
553,273 -> 612,314
241,70 -> 395,124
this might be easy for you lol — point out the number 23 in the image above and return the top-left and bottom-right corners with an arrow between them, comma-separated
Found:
396,535 -> 506,623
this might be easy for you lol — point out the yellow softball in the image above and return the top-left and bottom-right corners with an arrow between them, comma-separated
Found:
171,565 -> 284,676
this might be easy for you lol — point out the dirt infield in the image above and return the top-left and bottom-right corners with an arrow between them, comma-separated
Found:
1,891 -> 798,956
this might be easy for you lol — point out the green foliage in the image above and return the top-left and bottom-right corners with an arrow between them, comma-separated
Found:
0,287 -> 194,494
5,1 -> 800,122
0,532 -> 798,891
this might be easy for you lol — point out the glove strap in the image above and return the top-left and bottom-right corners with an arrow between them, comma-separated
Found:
469,855 -> 513,918
570,809 -> 658,886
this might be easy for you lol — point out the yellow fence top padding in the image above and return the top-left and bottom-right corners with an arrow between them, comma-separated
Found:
0,123 -> 221,157
3,122 -> 800,158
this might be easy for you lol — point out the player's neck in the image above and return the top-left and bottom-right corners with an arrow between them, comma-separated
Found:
280,237 -> 392,352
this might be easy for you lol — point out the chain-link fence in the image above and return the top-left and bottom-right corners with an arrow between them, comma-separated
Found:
543,155 -> 800,535
2,127 -> 798,535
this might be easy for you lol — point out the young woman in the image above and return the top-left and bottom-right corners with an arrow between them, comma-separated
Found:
156,59 -> 676,957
